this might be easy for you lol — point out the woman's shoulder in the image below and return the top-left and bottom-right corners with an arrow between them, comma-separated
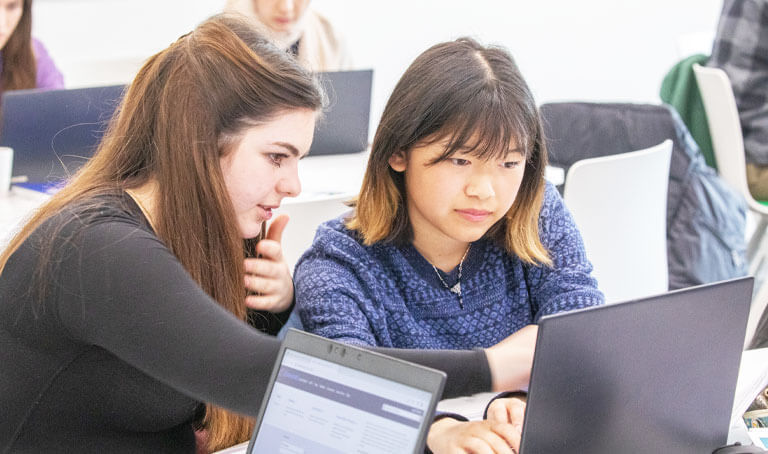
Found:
300,9 -> 352,71
31,38 -> 64,90
305,9 -> 342,43
311,213 -> 370,252
537,182 -> 571,223
45,192 -> 150,239
540,181 -> 564,210
31,38 -> 48,56
535,181 -> 582,243
298,212 -> 396,269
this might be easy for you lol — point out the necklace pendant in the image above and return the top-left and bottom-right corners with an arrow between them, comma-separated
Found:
450,282 -> 461,296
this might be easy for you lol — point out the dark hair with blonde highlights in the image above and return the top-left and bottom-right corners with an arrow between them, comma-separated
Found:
0,14 -> 324,451
347,37 -> 550,265
1,0 -> 36,90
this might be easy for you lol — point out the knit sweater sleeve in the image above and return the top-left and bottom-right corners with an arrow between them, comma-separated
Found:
526,184 -> 605,319
294,219 -> 383,347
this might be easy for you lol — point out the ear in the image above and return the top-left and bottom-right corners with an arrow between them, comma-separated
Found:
388,149 -> 407,172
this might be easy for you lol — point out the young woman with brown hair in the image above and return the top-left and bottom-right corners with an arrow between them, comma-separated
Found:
0,0 -> 63,90
294,37 -> 603,371
1,15 -> 540,454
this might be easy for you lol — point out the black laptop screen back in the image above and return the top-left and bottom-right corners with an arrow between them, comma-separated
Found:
521,277 -> 753,454
310,70 -> 372,156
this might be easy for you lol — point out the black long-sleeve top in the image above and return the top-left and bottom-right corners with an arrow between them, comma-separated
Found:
0,192 -> 490,453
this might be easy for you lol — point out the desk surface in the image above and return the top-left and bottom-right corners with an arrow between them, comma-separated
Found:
0,151 -> 373,246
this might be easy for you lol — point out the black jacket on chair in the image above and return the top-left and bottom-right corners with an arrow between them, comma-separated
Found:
540,102 -> 748,290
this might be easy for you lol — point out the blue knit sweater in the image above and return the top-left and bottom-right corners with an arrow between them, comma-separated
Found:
294,183 -> 604,349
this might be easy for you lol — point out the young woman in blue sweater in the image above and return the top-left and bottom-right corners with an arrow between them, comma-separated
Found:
294,37 -> 604,373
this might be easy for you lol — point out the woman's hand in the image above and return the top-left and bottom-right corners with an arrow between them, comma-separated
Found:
243,214 -> 294,313
427,418 -> 520,454
486,396 -> 526,432
484,325 -> 538,392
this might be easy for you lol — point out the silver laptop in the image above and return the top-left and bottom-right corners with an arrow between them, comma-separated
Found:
520,277 -> 754,454
246,329 -> 445,454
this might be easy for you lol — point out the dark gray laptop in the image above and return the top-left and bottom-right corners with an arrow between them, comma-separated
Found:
520,277 -> 754,454
0,85 -> 124,183
311,69 -> 372,156
0,70 -> 372,183
247,329 -> 445,454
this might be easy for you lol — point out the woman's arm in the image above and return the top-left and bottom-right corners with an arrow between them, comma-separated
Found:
55,220 -> 282,415
53,219 -> 494,415
32,39 -> 64,90
294,226 -> 386,346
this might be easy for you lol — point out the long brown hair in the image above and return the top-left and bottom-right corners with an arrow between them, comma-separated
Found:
348,37 -> 551,265
1,0 -> 36,90
0,14 -> 324,451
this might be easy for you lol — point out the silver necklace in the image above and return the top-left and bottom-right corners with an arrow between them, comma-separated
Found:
431,244 -> 471,309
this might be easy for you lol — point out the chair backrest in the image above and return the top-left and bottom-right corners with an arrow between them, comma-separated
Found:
563,140 -> 672,304
274,194 -> 351,273
692,64 -> 756,205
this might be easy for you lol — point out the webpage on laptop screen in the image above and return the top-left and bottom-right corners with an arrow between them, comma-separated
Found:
251,349 -> 433,454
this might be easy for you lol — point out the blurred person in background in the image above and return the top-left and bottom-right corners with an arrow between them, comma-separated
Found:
224,0 -> 352,71
0,0 -> 63,90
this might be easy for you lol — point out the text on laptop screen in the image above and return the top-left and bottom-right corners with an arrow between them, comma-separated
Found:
251,349 -> 433,453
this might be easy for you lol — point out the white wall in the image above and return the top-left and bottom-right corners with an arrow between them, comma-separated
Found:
33,0 -> 723,125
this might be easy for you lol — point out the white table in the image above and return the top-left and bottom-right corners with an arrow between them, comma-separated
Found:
0,188 -> 48,246
0,151 -> 372,247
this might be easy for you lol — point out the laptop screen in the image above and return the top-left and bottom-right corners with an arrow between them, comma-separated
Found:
519,277 -> 754,454
250,348 -> 434,453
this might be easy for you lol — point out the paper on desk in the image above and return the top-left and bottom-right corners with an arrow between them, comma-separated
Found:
728,348 -> 768,445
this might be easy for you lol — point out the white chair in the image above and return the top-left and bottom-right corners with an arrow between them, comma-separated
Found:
745,278 -> 768,348
692,64 -> 768,275
563,140 -> 673,304
694,64 -> 768,348
273,193 -> 351,273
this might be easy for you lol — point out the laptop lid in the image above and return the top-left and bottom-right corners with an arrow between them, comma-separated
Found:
309,70 -> 372,156
0,70 -> 370,182
247,329 -> 445,454
0,85 -> 125,183
520,277 -> 754,454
